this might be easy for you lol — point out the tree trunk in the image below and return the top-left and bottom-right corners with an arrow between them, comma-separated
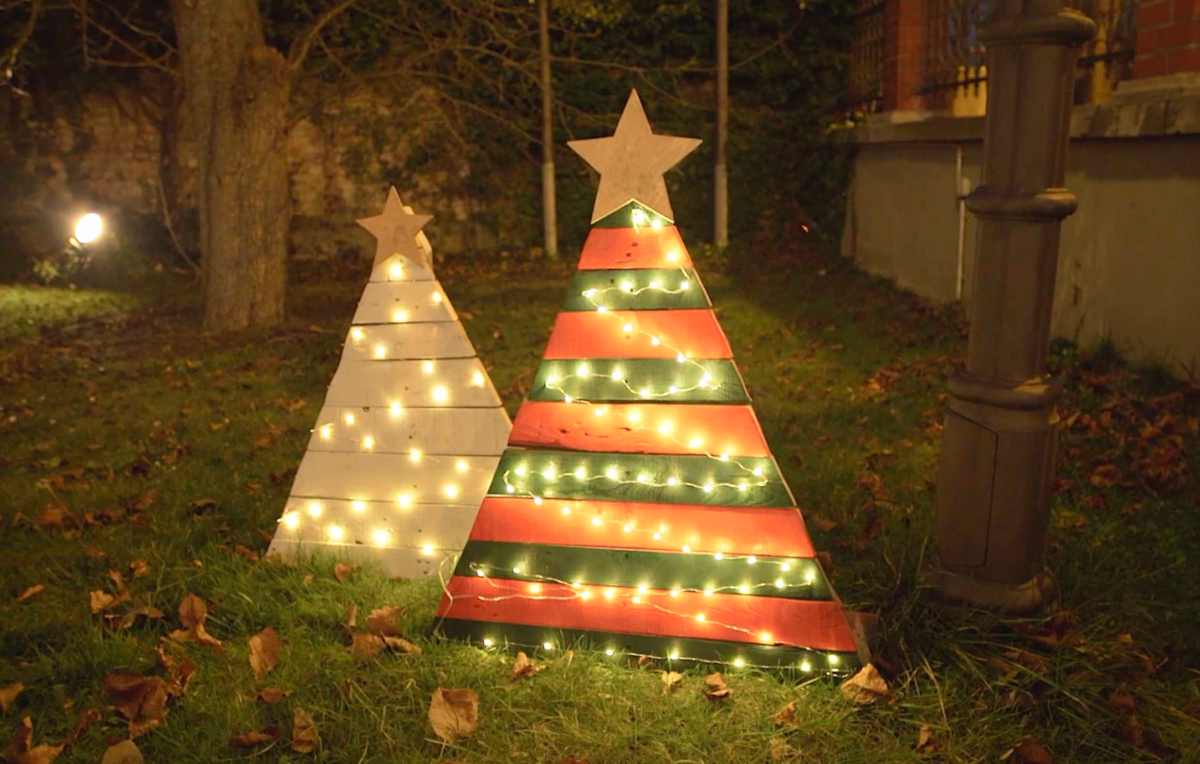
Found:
539,0 -> 558,259
171,0 -> 290,331
714,0 -> 729,249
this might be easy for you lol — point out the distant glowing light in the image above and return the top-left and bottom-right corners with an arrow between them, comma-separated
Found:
443,483 -> 461,500
456,459 -> 469,474
281,512 -> 300,530
351,500 -> 367,514
326,524 -> 345,542
432,385 -> 449,404
74,212 -> 103,244
409,448 -> 423,463
422,360 -> 435,375
306,501 -> 323,519
371,528 -> 391,546
471,370 -> 486,387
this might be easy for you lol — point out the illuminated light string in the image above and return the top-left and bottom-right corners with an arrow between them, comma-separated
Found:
578,267 -> 694,311
542,356 -> 719,403
442,563 -> 839,670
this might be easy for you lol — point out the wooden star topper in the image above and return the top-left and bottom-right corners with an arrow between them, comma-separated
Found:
568,90 -> 701,224
357,187 -> 434,273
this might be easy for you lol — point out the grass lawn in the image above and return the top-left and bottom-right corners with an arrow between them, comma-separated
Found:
1,246 -> 1197,762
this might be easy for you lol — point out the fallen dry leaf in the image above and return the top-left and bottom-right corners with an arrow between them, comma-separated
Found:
169,594 -> 222,649
365,606 -> 405,636
128,560 -> 150,579
660,671 -> 683,695
16,585 -> 44,603
103,672 -> 170,738
1013,737 -> 1054,764
429,688 -> 479,743
350,633 -> 385,659
113,607 -> 164,631
249,627 -> 281,680
381,635 -> 421,655
333,563 -> 355,582
89,589 -> 128,614
291,708 -> 319,754
511,652 -> 542,681
99,739 -> 143,764
916,724 -> 938,754
840,663 -> 890,705
773,700 -> 796,726
256,687 -> 289,704
4,716 -> 64,763
769,736 -> 797,762
230,727 -> 278,749
703,673 -> 731,700
0,683 -> 24,714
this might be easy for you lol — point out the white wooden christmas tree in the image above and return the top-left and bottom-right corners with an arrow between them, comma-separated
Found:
267,187 -> 512,578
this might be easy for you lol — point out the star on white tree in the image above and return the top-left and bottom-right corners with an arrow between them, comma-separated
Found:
356,187 -> 435,273
568,90 -> 701,223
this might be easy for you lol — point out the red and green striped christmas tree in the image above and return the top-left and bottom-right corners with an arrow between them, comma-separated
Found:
436,91 -> 859,674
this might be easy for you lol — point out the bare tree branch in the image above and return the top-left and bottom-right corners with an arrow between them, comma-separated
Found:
287,0 -> 358,73
2,0 -> 42,77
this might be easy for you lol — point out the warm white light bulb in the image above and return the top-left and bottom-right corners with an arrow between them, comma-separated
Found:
636,472 -> 651,484
775,577 -> 786,589
688,436 -> 704,449
649,336 -> 661,347
657,420 -> 674,436
388,262 -> 403,280
631,208 -> 648,226
626,409 -> 642,423
326,524 -> 345,542
529,583 -> 543,594
733,657 -> 746,669
483,637 -> 495,648
361,435 -> 375,450
389,401 -> 404,418
456,459 -> 469,474
560,505 -> 571,516
422,360 -> 435,375
443,483 -> 461,500
306,501 -> 323,519
760,631 -> 773,643
471,370 -> 486,387
281,511 -> 300,530
576,361 -> 591,377
622,322 -> 635,334
515,463 -> 528,477
350,327 -> 365,343
432,385 -> 449,404
344,412 -> 356,426
373,344 -> 387,359
532,495 -> 543,506
74,212 -> 103,244
679,279 -> 691,291
421,543 -> 435,557
541,465 -> 557,481
620,280 -> 634,293
668,649 -> 680,660
747,556 -> 758,566
666,475 -> 680,487
702,481 -> 715,494
666,248 -> 681,263
351,500 -> 367,513
573,465 -> 586,480
605,465 -> 620,481
409,447 -> 423,463
590,515 -> 603,527
638,387 -> 651,399
431,291 -> 444,304
371,528 -> 391,546
396,493 -> 414,509
542,641 -> 554,651
675,352 -> 686,364
605,647 -> 614,656
319,424 -> 332,441
393,308 -> 410,322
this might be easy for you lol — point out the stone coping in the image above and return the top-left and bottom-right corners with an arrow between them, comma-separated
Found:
838,73 -> 1200,144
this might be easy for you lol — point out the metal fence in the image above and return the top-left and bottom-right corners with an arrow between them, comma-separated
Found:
846,1 -> 886,115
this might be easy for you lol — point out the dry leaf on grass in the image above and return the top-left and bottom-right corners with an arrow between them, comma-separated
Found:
169,594 -> 222,650
4,716 -> 64,763
365,606 -> 405,636
291,708 -> 319,753
230,727 -> 278,749
16,585 -> 44,603
703,673 -> 731,700
99,739 -> 143,764
916,724 -> 939,754
381,636 -> 421,654
103,673 -> 170,738
769,736 -> 798,762
660,671 -> 683,695
256,687 -> 289,704
249,627 -> 281,680
0,683 -> 24,713
773,700 -> 796,726
113,607 -> 163,631
350,633 -> 384,660
511,652 -> 542,681
333,563 -> 355,582
1012,738 -> 1054,764
429,688 -> 479,743
128,560 -> 150,579
90,589 -> 129,614
840,663 -> 890,705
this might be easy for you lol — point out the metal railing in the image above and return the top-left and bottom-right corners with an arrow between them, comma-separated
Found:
845,0 -> 886,116
918,0 -> 1137,110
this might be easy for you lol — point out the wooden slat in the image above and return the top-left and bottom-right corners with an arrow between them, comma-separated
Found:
323,359 -> 502,408
368,259 -> 434,283
577,226 -> 693,270
273,497 -> 480,551
289,451 -> 500,505
352,282 -> 459,324
510,401 -> 768,456
306,406 -> 510,455
267,537 -> 459,580
341,322 -> 475,362
544,310 -> 732,360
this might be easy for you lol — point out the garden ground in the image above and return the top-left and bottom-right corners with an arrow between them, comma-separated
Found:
1,245 -> 1198,762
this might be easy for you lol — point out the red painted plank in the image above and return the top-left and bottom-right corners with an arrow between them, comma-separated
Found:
468,496 -> 816,559
578,226 -> 693,270
544,310 -> 731,360
438,576 -> 857,652
510,401 -> 770,456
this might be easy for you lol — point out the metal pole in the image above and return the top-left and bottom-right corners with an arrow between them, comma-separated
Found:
539,0 -> 558,259
714,0 -> 729,249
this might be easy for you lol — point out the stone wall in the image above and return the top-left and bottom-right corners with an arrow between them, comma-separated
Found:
0,75 -> 535,272
840,74 -> 1200,378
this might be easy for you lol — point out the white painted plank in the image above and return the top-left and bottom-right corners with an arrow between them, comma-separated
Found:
273,497 -> 480,550
352,282 -> 459,325
289,451 -> 500,505
267,537 -> 459,579
341,322 -> 475,362
306,406 -> 510,455
369,259 -> 434,283
323,359 -> 502,408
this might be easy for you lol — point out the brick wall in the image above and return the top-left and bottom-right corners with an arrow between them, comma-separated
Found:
1134,0 -> 1200,78
882,0 -> 927,110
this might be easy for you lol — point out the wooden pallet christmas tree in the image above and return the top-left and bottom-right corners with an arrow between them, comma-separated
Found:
435,92 -> 859,673
268,188 -> 511,578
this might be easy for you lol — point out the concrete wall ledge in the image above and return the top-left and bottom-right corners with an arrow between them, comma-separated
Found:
839,73 -> 1200,145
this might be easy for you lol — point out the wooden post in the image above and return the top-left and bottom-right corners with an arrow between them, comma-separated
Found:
714,0 -> 729,249
539,0 -> 558,259
933,1 -> 1094,612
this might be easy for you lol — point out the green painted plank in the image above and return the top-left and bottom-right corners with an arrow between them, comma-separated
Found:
437,618 -> 858,675
454,541 -> 833,601
593,201 -> 672,229
562,268 -> 709,312
488,448 -> 794,508
528,358 -> 749,404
